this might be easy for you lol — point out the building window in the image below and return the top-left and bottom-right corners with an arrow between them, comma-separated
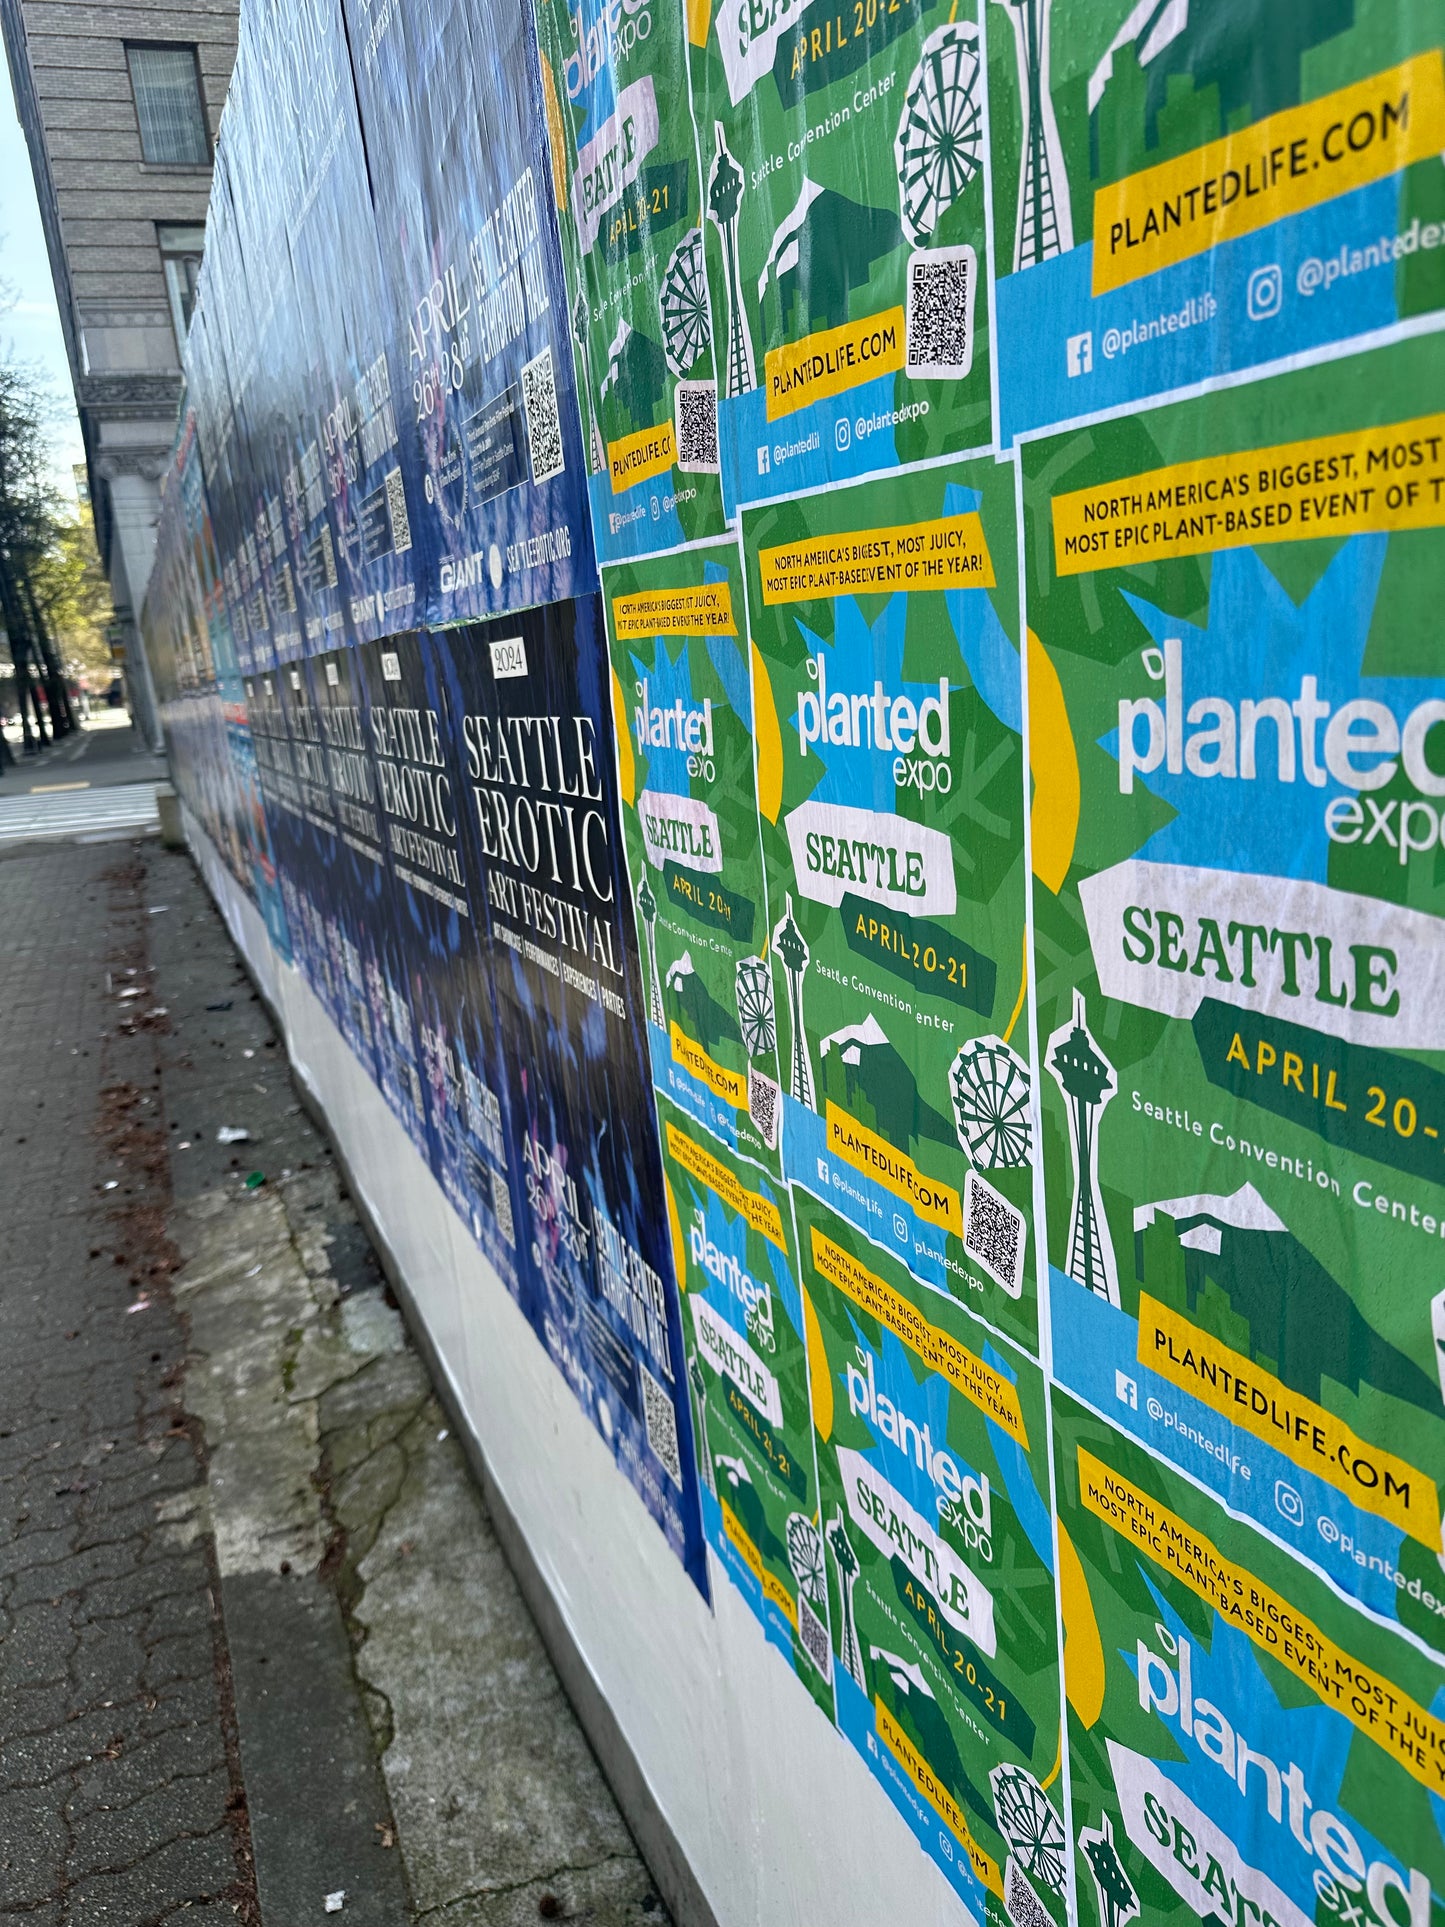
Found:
126,45 -> 209,166
159,225 -> 205,351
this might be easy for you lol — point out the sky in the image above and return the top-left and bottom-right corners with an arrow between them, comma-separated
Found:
1,52 -> 87,494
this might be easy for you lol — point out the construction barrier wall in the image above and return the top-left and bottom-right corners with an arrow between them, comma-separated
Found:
142,2 -> 1445,1922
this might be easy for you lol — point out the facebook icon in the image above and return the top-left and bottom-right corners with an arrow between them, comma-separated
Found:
1066,332 -> 1093,377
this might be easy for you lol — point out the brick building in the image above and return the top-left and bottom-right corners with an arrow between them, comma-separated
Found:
1,0 -> 237,731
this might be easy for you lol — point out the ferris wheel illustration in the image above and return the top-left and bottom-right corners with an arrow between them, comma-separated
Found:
659,228 -> 712,377
949,1034 -> 1032,1169
894,22 -> 984,246
735,955 -> 777,1058
990,1764 -> 1067,1896
785,1513 -> 826,1610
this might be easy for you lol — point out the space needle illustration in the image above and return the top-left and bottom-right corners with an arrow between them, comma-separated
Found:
992,0 -> 1074,268
688,1352 -> 717,1500
572,285 -> 605,475
1046,989 -> 1119,1306
707,125 -> 756,397
772,897 -> 814,1110
826,1508 -> 865,1689
637,873 -> 665,1030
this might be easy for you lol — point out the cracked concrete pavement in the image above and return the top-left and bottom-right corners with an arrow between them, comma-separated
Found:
0,831 -> 670,1925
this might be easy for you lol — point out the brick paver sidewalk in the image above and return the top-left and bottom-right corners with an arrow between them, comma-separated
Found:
0,840 -> 256,1924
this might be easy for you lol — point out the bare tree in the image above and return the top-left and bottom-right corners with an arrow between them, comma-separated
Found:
0,361 -> 79,748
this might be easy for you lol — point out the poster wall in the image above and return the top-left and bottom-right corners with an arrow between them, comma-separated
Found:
139,0 -> 1445,1916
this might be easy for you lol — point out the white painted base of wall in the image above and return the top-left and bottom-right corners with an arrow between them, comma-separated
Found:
183,808 -> 975,1927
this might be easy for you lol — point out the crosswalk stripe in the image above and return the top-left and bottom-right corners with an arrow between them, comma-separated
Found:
0,782 -> 162,845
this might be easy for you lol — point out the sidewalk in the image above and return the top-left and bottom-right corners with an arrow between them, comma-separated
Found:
0,826 -> 667,1924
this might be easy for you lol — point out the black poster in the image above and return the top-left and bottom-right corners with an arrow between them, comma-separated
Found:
442,604 -> 707,1593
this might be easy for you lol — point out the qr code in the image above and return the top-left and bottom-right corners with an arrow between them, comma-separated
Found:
906,245 -> 977,381
1005,1858 -> 1053,1927
491,1169 -> 516,1249
798,1597 -> 832,1682
384,467 -> 412,555
674,379 -> 719,473
964,1169 -> 1026,1298
522,346 -> 565,484
640,1363 -> 683,1490
748,1067 -> 780,1150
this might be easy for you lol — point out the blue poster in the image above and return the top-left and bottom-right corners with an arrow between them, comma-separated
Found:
341,0 -> 596,623
309,647 -> 429,1152
356,631 -> 526,1290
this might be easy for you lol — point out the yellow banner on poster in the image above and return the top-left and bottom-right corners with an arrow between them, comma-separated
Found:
1052,413 -> 1445,573
764,307 -> 905,420
721,1500 -> 798,1626
763,1567 -> 798,1628
722,1499 -> 764,1583
1077,1448 -> 1445,1793
611,581 -> 737,640
670,1022 -> 748,1110
875,1699 -> 1004,1894
607,420 -> 676,494
759,515 -> 993,602
1137,1295 -> 1440,1549
809,1226 -> 1028,1447
1092,53 -> 1445,292
824,1102 -> 963,1238
664,1120 -> 787,1250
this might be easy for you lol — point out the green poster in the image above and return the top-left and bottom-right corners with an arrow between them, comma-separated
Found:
745,457 -> 1038,1353
986,3 -> 1445,441
659,1097 -> 834,1712
533,0 -> 728,558
1024,331 -> 1445,1659
684,0 -> 993,512
795,1187 -> 1064,1923
1054,1391 -> 1445,1927
604,535 -> 785,1173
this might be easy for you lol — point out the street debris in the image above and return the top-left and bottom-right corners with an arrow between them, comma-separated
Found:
217,1126 -> 250,1143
